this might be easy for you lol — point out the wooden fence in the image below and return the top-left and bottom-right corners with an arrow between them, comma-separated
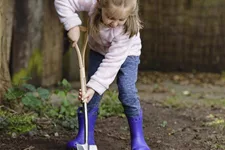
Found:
11,0 -> 63,86
2,0 -> 225,90
139,0 -> 225,72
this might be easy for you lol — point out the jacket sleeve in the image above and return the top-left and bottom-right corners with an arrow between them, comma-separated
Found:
86,29 -> 133,95
54,0 -> 95,30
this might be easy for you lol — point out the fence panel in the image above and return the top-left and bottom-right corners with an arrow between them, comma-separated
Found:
140,0 -> 225,72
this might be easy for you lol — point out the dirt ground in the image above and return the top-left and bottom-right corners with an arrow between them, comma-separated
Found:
1,72 -> 225,150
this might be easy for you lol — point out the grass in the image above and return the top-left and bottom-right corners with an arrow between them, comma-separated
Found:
161,94 -> 225,129
162,94 -> 225,109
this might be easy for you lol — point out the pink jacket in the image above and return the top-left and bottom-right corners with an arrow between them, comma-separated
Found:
55,0 -> 142,95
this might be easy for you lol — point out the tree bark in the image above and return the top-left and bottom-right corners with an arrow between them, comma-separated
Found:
0,0 -> 14,102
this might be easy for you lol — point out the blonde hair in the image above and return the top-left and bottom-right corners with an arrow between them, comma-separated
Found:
90,0 -> 143,38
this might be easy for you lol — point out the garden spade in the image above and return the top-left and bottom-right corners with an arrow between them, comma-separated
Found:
74,26 -> 98,150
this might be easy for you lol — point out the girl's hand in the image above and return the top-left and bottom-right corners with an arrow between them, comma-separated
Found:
78,87 -> 95,103
68,26 -> 80,47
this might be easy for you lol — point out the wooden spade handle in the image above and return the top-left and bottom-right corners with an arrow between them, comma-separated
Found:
74,25 -> 89,146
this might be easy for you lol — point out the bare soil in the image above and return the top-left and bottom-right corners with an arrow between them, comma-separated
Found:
1,72 -> 225,150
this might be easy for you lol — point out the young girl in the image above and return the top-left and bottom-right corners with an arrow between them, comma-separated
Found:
54,0 -> 151,149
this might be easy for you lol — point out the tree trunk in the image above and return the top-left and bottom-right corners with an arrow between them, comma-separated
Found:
11,0 -> 63,86
0,0 -> 14,102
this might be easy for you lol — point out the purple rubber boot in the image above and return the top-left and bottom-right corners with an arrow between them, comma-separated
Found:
67,107 -> 98,149
127,112 -> 151,150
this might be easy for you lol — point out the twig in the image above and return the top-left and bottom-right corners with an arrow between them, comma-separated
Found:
23,146 -> 35,150
0,105 -> 18,114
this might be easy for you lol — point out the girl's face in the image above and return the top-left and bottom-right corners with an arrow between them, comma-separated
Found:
101,6 -> 131,28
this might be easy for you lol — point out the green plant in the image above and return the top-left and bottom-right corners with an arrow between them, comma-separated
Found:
99,90 -> 124,118
160,121 -> 168,128
3,79 -> 128,133
50,91 -> 79,129
205,114 -> 225,129
56,79 -> 72,94
0,109 -> 8,130
0,109 -> 36,134
3,78 -> 79,131
4,78 -> 50,112
212,144 -> 225,150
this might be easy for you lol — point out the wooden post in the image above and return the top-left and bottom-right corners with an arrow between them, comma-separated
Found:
11,0 -> 64,86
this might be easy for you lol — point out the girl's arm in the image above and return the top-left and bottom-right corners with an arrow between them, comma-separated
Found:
54,0 -> 95,31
